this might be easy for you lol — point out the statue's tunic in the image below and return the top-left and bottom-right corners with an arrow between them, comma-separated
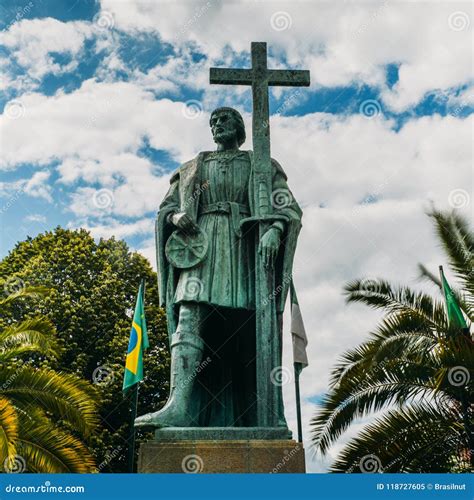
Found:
174,151 -> 255,309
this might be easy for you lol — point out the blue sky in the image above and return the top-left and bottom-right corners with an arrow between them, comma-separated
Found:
1,1 -> 471,257
0,0 -> 472,471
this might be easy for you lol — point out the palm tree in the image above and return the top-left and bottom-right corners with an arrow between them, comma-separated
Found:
0,286 -> 98,473
311,209 -> 473,472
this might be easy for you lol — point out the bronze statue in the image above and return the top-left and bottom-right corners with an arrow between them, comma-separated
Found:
136,43 -> 308,435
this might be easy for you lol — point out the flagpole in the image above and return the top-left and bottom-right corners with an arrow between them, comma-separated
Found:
126,278 -> 146,473
294,363 -> 303,443
127,382 -> 139,473
438,265 -> 445,294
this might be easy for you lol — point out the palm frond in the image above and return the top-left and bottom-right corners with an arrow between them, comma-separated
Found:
0,366 -> 98,436
428,209 -> 474,297
344,280 -> 447,329
329,403 -> 468,473
330,313 -> 439,390
16,409 -> 96,473
312,372 -> 441,454
0,286 -> 51,307
0,397 -> 18,465
417,263 -> 442,288
0,318 -> 61,361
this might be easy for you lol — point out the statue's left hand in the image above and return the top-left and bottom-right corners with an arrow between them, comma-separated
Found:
259,227 -> 281,267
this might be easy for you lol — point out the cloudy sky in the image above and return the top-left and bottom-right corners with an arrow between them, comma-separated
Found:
0,0 -> 472,472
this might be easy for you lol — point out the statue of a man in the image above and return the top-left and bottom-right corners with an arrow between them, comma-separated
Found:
136,107 -> 302,429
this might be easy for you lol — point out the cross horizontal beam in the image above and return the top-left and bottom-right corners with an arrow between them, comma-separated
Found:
209,68 -> 310,87
209,68 -> 252,85
267,69 -> 310,86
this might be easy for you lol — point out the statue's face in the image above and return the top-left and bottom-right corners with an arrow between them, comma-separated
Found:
210,111 -> 238,145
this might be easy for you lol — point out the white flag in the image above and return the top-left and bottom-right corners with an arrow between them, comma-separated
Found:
290,282 -> 308,369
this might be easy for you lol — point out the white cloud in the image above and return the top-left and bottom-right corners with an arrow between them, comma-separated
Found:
67,156 -> 171,218
0,18 -> 95,84
24,213 -> 47,223
99,0 -> 474,111
0,170 -> 52,202
0,78 -> 213,169
73,217 -> 154,240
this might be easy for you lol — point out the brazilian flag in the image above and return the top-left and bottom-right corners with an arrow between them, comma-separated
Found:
439,266 -> 468,331
122,281 -> 149,393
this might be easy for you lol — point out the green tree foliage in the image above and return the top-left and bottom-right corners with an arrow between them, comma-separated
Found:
311,210 -> 473,472
0,287 -> 98,472
0,228 -> 170,472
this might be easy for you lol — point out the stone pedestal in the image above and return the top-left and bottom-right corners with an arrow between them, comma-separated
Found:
138,439 -> 305,473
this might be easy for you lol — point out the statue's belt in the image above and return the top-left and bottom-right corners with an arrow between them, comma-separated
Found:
199,202 -> 250,237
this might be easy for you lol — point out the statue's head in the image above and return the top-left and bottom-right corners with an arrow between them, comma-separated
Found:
210,107 -> 246,148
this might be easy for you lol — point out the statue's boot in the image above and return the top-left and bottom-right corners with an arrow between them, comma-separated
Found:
135,331 -> 204,429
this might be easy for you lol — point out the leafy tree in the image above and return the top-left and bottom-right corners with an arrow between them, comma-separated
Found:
0,228 -> 170,472
0,287 -> 97,473
311,209 -> 473,472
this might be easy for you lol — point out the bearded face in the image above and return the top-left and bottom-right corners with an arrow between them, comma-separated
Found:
210,111 -> 239,146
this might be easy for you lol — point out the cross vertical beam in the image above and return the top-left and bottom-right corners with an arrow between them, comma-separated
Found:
210,42 -> 310,428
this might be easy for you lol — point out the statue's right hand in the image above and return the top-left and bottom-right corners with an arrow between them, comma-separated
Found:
171,212 -> 198,233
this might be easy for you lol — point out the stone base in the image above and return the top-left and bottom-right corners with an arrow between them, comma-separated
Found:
138,439 -> 305,473
154,426 -> 292,441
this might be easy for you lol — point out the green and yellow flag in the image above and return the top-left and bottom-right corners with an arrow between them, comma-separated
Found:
122,281 -> 149,393
439,266 -> 468,331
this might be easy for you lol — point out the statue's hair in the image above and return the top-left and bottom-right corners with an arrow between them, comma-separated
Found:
210,107 -> 246,146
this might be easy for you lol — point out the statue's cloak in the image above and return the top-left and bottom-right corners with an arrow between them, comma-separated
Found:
155,151 -> 302,341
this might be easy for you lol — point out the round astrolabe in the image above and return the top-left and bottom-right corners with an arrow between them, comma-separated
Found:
165,228 -> 208,269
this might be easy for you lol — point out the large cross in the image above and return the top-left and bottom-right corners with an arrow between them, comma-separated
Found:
210,42 -> 310,428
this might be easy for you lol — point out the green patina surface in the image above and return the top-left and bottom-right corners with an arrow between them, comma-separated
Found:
135,42 -> 309,439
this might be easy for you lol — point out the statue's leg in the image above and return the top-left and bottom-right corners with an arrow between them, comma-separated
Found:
135,302 -> 205,428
